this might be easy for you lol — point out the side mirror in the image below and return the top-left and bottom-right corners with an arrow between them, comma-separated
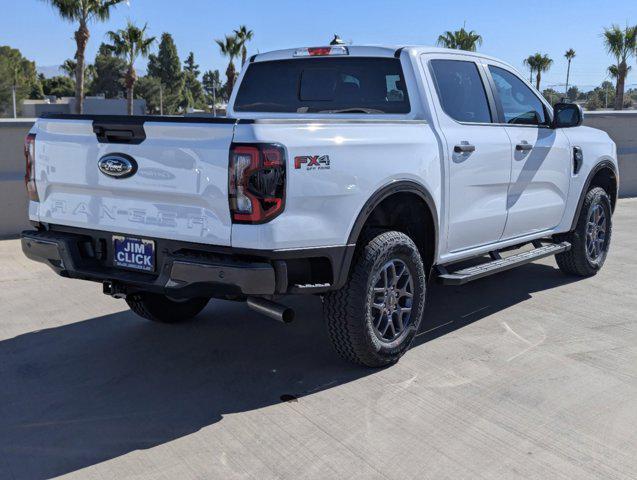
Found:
553,103 -> 583,129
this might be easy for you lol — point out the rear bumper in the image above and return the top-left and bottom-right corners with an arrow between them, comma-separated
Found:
21,227 -> 354,298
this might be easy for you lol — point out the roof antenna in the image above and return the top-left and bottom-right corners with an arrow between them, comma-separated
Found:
330,34 -> 345,46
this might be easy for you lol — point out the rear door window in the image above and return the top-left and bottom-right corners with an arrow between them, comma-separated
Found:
429,59 -> 493,123
234,57 -> 410,113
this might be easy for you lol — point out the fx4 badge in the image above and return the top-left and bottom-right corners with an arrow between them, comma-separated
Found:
294,155 -> 331,170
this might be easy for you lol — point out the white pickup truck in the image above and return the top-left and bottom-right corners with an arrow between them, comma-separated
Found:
22,45 -> 618,367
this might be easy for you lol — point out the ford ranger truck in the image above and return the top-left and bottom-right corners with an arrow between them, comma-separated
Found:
21,46 -> 618,367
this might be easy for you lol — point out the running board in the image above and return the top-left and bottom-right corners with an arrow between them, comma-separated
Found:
436,242 -> 571,286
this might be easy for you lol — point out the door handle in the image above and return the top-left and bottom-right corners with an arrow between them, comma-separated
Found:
516,142 -> 533,152
454,144 -> 476,153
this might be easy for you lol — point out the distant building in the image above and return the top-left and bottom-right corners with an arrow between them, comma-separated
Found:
21,96 -> 146,117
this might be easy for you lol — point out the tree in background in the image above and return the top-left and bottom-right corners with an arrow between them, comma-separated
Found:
523,55 -> 535,83
564,49 -> 576,97
107,21 -> 155,115
182,51 -> 205,110
147,33 -> 184,114
90,42 -> 127,98
586,80 -> 616,110
41,75 -> 76,98
215,35 -> 241,95
61,58 -> 77,78
608,64 -> 633,108
234,25 -> 254,67
202,69 -> 223,105
61,58 -> 95,90
30,76 -> 45,100
524,53 -> 553,90
542,88 -> 561,105
602,24 -> 637,110
436,27 -> 482,51
135,75 -> 161,114
567,85 -> 580,102
44,0 -> 126,114
0,46 -> 42,116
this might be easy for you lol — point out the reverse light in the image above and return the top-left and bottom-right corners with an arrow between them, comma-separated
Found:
229,144 -> 286,224
24,133 -> 39,202
293,46 -> 349,57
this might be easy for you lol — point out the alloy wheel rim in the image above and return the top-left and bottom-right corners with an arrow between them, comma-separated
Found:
370,259 -> 414,343
586,203 -> 607,262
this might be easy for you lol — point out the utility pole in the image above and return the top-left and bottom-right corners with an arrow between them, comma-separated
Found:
212,86 -> 216,116
12,66 -> 18,118
159,83 -> 163,116
12,84 -> 17,118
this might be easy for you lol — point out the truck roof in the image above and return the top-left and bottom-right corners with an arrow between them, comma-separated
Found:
251,45 -> 507,65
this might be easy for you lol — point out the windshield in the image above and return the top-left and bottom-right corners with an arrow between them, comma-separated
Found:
234,57 -> 411,114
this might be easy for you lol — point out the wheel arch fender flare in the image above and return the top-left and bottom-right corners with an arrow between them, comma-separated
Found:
570,160 -> 618,231
347,180 -> 439,247
333,181 -> 439,290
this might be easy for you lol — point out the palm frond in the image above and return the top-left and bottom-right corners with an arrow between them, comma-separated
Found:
215,35 -> 241,59
45,0 -> 126,23
436,28 -> 481,51
107,21 -> 155,66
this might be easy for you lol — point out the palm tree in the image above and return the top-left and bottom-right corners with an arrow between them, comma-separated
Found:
564,49 -> 576,97
234,25 -> 254,67
523,55 -> 536,83
524,53 -> 553,90
61,58 -> 95,85
107,22 -> 156,115
602,24 -> 637,110
436,27 -> 482,52
61,59 -> 77,78
44,0 -> 126,114
608,64 -> 632,81
215,34 -> 242,95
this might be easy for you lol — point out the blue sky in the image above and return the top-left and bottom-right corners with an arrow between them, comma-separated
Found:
3,0 -> 637,90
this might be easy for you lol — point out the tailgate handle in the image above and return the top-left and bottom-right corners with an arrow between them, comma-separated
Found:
93,121 -> 146,145
104,129 -> 133,141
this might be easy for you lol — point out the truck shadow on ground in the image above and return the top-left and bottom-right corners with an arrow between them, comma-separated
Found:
0,263 -> 579,480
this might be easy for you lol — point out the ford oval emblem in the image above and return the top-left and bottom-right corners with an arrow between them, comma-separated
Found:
98,153 -> 137,179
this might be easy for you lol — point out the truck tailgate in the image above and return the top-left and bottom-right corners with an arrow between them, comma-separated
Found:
32,117 -> 235,246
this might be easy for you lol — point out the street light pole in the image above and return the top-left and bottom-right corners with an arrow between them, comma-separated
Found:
159,83 -> 163,116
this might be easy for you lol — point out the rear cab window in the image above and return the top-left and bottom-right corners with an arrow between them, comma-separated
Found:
234,57 -> 410,114
429,59 -> 493,124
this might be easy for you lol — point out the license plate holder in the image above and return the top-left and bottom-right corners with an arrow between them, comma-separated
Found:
112,235 -> 155,272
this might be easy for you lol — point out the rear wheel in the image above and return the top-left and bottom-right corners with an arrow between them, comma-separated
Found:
126,292 -> 209,323
556,187 -> 612,277
323,231 -> 426,367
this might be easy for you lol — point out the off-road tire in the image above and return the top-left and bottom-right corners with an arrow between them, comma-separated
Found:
323,231 -> 427,368
126,292 -> 209,323
556,187 -> 612,277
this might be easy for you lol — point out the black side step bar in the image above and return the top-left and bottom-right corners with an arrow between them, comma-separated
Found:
436,242 -> 571,286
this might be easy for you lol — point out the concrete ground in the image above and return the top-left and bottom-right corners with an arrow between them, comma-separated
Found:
1,201 -> 636,480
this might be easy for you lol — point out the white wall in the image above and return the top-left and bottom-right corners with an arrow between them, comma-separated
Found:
0,119 -> 34,238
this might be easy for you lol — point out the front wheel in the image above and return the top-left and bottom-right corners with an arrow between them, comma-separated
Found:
323,231 -> 427,367
556,186 -> 612,277
126,292 -> 209,323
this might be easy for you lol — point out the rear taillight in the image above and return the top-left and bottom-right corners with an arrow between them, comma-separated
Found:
24,133 -> 39,202
229,143 -> 286,224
